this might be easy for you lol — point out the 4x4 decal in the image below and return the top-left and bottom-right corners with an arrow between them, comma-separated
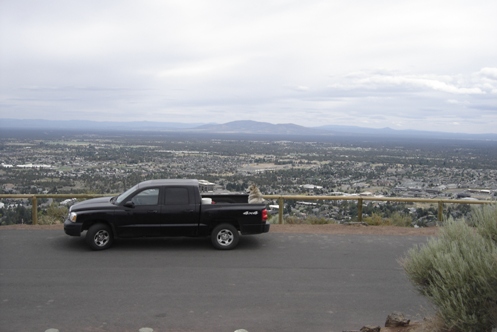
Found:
243,211 -> 259,215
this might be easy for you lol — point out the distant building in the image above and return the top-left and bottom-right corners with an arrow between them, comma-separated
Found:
300,184 -> 323,190
17,163 -> 52,168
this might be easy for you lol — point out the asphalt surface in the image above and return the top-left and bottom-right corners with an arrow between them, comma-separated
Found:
0,229 -> 434,332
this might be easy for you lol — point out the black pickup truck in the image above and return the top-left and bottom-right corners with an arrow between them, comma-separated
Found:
64,179 -> 270,250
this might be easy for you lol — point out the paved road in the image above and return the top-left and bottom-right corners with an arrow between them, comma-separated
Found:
0,229 -> 433,332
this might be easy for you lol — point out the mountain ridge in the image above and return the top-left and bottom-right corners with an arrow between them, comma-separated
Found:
1,118 -> 496,140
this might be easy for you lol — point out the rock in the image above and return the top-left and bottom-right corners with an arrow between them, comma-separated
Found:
360,326 -> 381,332
385,312 -> 410,327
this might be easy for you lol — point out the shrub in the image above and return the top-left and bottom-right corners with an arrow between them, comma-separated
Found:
389,212 -> 412,227
364,213 -> 385,226
363,212 -> 412,226
468,204 -> 497,245
402,207 -> 497,332
38,202 -> 68,225
307,216 -> 331,225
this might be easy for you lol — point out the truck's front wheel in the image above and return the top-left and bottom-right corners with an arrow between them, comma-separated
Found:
86,223 -> 114,250
211,224 -> 239,250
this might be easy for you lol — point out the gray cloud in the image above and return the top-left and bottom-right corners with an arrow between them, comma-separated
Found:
1,0 -> 496,133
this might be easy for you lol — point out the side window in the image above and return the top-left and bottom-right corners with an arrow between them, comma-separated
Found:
131,188 -> 159,206
165,188 -> 189,205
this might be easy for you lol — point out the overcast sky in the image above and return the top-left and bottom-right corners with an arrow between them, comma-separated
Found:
1,0 -> 496,134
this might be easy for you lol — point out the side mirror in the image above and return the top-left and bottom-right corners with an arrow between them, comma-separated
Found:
124,201 -> 135,208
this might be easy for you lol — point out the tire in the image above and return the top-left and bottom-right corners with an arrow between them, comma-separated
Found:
86,223 -> 114,250
211,224 -> 239,250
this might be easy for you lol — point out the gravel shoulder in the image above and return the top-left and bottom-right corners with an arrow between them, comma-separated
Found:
271,223 -> 439,236
0,223 -> 439,236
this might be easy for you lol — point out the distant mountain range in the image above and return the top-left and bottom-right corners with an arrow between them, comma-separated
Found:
1,118 -> 496,140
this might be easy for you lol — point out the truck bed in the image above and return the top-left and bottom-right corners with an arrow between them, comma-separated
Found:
202,193 -> 250,204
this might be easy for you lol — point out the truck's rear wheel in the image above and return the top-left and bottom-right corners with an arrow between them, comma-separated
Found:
86,223 -> 113,250
211,224 -> 239,250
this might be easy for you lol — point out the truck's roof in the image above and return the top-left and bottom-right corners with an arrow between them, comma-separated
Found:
137,179 -> 199,188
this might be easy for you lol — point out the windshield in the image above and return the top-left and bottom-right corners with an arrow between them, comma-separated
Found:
115,184 -> 140,204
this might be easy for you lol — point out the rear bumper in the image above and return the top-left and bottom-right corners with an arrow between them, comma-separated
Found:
241,222 -> 270,235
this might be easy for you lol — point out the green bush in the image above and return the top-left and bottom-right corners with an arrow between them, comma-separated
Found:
402,205 -> 497,332
307,216 -> 331,225
363,212 -> 412,226
364,213 -> 384,225
38,202 -> 68,225
389,212 -> 412,227
468,204 -> 497,245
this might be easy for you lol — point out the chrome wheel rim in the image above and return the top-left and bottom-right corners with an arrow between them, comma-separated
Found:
94,230 -> 110,247
216,229 -> 233,246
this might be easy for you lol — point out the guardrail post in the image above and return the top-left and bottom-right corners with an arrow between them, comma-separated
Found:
438,201 -> 443,222
31,196 -> 38,225
357,198 -> 363,222
278,197 -> 284,224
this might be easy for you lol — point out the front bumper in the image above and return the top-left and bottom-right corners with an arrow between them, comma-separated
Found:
64,218 -> 83,236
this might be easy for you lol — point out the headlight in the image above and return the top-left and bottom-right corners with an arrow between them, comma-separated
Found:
69,212 -> 77,222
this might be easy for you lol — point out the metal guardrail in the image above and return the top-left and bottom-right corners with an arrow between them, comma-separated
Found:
0,193 -> 494,225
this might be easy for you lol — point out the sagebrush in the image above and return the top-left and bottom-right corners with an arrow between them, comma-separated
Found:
402,205 -> 497,332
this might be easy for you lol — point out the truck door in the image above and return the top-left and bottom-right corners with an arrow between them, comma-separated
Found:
116,187 -> 162,237
161,186 -> 199,236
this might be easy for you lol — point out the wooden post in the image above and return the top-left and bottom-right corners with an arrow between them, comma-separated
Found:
438,201 -> 443,222
31,196 -> 38,225
278,197 -> 284,224
357,198 -> 363,222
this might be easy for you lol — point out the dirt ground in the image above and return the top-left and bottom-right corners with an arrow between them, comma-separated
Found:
0,222 -> 440,237
0,223 -> 437,331
270,223 -> 439,236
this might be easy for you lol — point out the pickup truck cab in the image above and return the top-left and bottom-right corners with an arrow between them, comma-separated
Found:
64,179 -> 269,250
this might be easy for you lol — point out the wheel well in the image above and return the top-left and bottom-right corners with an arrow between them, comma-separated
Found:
210,220 -> 239,233
83,220 -> 114,234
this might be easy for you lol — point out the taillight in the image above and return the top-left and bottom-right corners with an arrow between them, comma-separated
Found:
262,209 -> 268,221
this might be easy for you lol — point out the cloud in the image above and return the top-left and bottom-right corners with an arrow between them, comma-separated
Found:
479,67 -> 497,80
330,70 -> 489,95
156,57 -> 247,78
1,0 -> 497,134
